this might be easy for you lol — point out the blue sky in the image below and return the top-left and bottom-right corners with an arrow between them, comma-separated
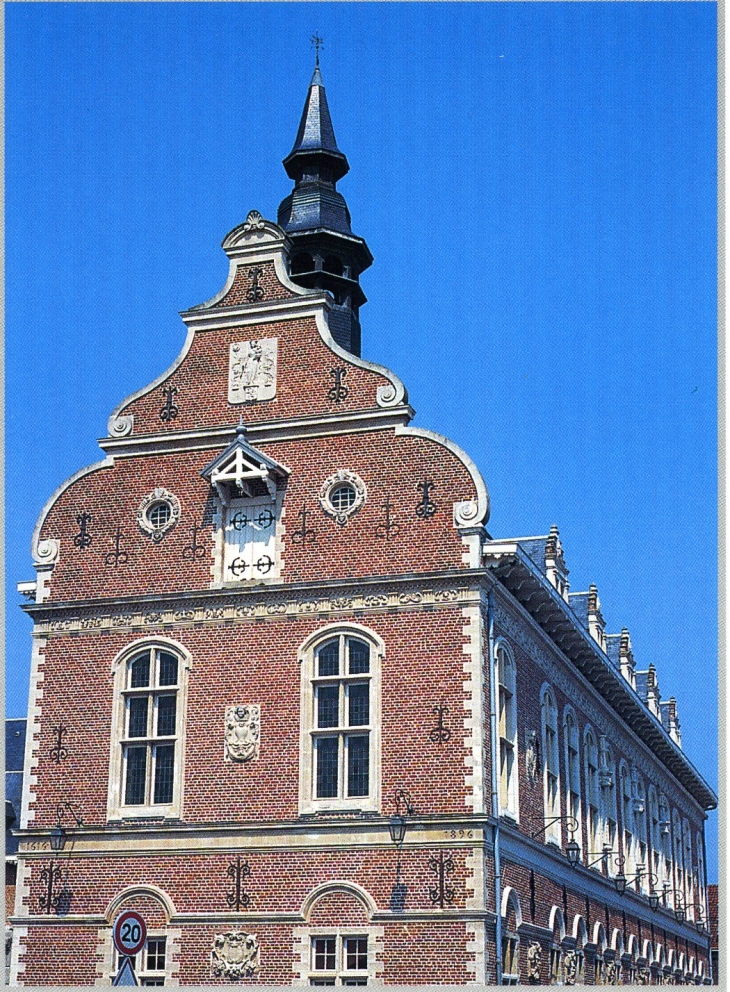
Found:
6,3 -> 718,876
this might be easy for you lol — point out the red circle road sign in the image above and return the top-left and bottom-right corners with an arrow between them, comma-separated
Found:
112,910 -> 147,957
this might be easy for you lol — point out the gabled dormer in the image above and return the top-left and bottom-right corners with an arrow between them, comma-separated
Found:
606,627 -> 636,690
568,583 -> 606,651
201,425 -> 290,586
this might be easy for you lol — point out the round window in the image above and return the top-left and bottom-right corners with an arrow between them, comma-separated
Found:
148,501 -> 172,531
137,488 -> 181,542
329,484 -> 357,513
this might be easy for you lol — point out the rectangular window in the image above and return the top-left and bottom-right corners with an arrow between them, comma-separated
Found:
153,745 -> 175,804
309,935 -> 368,986
114,937 -> 166,986
124,746 -> 147,805
315,738 -> 339,798
223,497 -> 278,581
346,736 -> 369,797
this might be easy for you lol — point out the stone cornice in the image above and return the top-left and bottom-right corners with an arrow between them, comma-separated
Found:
98,406 -> 415,458
21,570 -> 484,629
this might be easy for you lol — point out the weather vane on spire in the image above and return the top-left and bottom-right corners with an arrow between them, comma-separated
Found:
311,33 -> 324,68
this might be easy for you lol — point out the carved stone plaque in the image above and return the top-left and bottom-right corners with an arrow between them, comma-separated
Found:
228,338 -> 277,404
210,932 -> 260,979
225,705 -> 260,762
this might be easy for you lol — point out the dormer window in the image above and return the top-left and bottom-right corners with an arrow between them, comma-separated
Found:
201,425 -> 290,585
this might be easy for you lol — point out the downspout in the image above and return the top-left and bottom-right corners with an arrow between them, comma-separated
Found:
487,586 -> 502,984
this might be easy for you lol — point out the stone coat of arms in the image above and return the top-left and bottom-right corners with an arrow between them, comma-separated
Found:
210,931 -> 260,979
225,705 -> 260,762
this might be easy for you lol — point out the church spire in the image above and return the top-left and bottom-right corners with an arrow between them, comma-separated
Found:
278,52 -> 372,357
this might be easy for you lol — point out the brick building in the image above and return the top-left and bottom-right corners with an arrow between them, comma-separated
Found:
10,63 -> 716,986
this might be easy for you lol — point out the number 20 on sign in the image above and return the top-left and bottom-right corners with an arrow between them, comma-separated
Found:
113,910 -> 147,958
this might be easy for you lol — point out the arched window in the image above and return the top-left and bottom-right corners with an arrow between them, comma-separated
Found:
583,728 -> 600,860
683,819 -> 694,918
107,639 -> 191,820
599,737 -> 617,869
658,795 -> 672,885
620,762 -> 634,876
299,625 -> 382,814
563,707 -> 581,847
291,251 -> 314,274
501,888 -> 522,985
323,254 -> 344,276
672,809 -> 684,911
548,908 -> 565,984
632,768 -> 647,891
695,831 -> 707,922
496,640 -> 519,818
649,786 -> 662,882
540,686 -> 560,842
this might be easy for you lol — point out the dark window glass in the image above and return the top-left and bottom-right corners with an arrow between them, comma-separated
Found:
148,502 -> 171,530
309,981 -> 336,987
348,684 -> 369,726
130,655 -> 151,688
345,937 -> 368,970
348,639 -> 370,674
317,641 -> 340,677
159,653 -> 178,686
342,981 -> 367,987
128,697 -> 149,738
153,745 -> 175,804
291,252 -> 314,275
313,937 -> 336,971
124,746 -> 147,805
157,696 -> 176,737
347,736 -> 369,797
317,686 -> 340,728
315,737 -> 339,798
140,981 -> 164,987
146,939 -> 166,971
330,485 -> 356,511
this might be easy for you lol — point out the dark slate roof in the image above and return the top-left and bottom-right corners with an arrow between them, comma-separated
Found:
568,591 -> 590,630
659,700 -> 677,732
6,719 -> 26,857
283,67 -> 349,182
635,670 -> 650,703
516,537 -> 548,574
604,633 -> 621,671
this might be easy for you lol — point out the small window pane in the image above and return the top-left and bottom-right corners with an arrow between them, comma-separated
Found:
347,735 -> 369,797
309,981 -> 336,987
330,485 -> 357,511
153,745 -> 175,804
159,653 -> 178,686
317,685 -> 340,728
317,641 -> 340,677
156,695 -> 177,737
315,738 -> 339,798
148,502 -> 171,529
128,697 -> 149,738
147,938 -> 166,970
124,746 -> 147,805
345,937 -> 368,970
347,684 -> 369,726
130,655 -> 151,688
313,937 -> 336,971
348,639 -> 369,674
341,981 -> 367,987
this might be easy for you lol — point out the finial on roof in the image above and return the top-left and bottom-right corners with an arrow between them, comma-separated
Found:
311,33 -> 323,70
236,416 -> 247,436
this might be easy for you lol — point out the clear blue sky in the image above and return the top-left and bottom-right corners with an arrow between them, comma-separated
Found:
6,3 -> 718,877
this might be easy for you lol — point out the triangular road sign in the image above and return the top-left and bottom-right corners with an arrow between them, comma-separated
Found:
112,956 -> 138,986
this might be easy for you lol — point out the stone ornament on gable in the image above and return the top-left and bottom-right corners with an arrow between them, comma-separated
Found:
242,210 -> 266,232
108,414 -> 134,438
35,539 -> 60,565
210,931 -> 260,979
225,705 -> 260,762
454,499 -> 480,528
228,338 -> 278,404
527,942 -> 542,983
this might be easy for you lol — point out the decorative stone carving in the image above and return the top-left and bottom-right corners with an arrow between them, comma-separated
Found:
35,539 -> 60,565
318,470 -> 367,526
242,210 -> 266,232
564,950 -> 577,985
228,338 -> 277,404
527,942 -> 542,983
604,959 -> 617,985
525,729 -> 540,783
225,705 -> 260,762
108,414 -> 134,438
210,931 -> 260,979
137,488 -> 181,542
454,499 -> 480,527
637,966 -> 650,984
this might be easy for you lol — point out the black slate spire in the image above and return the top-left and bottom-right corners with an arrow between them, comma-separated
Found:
278,61 -> 372,356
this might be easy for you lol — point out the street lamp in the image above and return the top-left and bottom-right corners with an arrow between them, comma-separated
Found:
613,858 -> 657,899
49,802 -> 83,852
531,815 -> 580,867
659,885 -> 687,924
388,790 -> 415,847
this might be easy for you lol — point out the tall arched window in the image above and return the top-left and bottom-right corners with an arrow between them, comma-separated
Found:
540,685 -> 560,843
672,809 -> 684,912
563,707 -> 581,847
620,762 -> 634,876
632,768 -> 647,891
683,819 -> 694,918
659,795 -> 672,886
299,625 -> 383,814
583,728 -> 600,861
107,639 -> 192,820
599,737 -> 617,870
648,786 -> 662,883
496,640 -> 519,818
695,831 -> 706,922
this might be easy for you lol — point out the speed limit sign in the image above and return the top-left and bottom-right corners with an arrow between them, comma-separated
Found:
112,910 -> 147,958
